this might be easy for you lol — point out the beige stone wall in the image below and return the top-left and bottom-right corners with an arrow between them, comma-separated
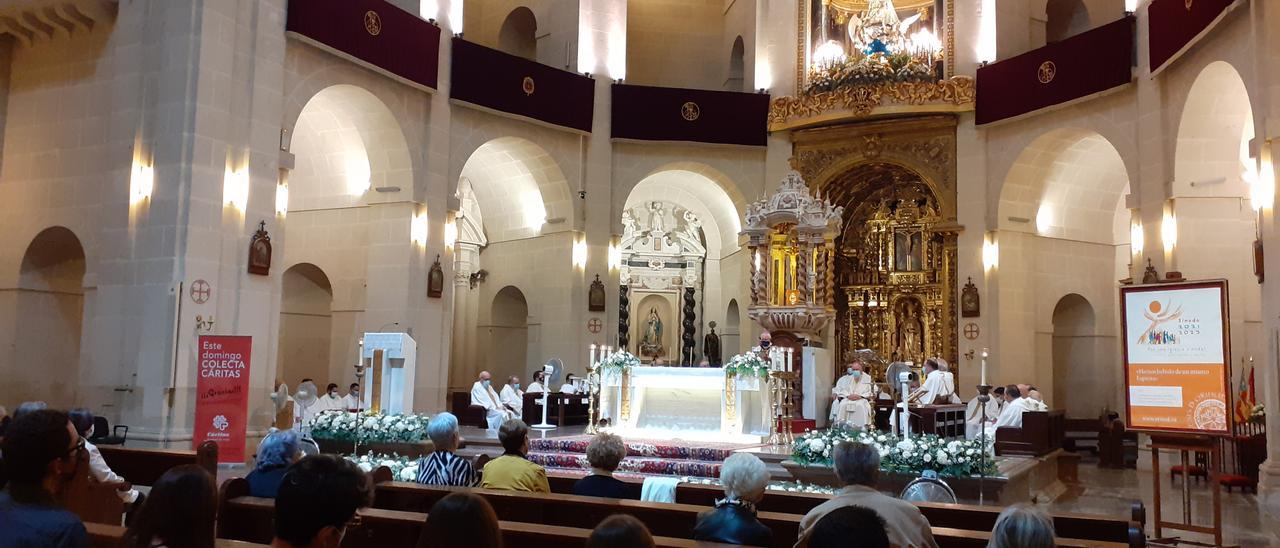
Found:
625,0 -> 725,89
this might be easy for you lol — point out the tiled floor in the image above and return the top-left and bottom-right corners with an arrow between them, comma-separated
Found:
1049,462 -> 1280,547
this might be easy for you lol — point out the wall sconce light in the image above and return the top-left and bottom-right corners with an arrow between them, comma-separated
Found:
444,217 -> 458,248
1161,203 -> 1177,255
223,167 -> 249,212
982,232 -> 999,271
1130,218 -> 1144,255
411,212 -> 429,246
129,160 -> 154,205
572,237 -> 588,269
275,183 -> 289,216
1252,154 -> 1275,212
608,241 -> 622,271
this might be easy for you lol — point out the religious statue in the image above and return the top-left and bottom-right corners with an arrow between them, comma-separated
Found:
641,308 -> 664,359
649,202 -> 665,233
621,210 -> 637,242
704,321 -> 722,366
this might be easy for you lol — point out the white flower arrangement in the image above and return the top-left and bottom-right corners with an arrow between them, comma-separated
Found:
1250,404 -> 1266,424
723,352 -> 770,378
344,453 -> 419,482
792,425 -> 998,478
310,410 -> 431,445
597,349 -> 641,379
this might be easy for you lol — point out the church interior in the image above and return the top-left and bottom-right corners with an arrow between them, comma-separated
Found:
2,0 -> 1280,545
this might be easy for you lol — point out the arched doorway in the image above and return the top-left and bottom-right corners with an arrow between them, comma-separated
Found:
1052,294 -> 1099,415
727,36 -> 745,91
725,299 -> 741,359
10,227 -> 86,407
1045,0 -> 1089,43
487,286 -> 529,382
498,7 -> 537,60
277,264 -> 334,387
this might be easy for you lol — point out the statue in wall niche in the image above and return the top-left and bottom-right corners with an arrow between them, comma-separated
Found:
622,210 -> 637,242
640,307 -> 664,359
648,202 -> 666,233
704,321 -> 721,366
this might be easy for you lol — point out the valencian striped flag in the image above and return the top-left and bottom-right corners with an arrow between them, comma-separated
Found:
1234,366 -> 1256,425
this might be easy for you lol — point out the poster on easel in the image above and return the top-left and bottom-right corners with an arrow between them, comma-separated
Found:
193,335 -> 253,462
1120,280 -> 1231,435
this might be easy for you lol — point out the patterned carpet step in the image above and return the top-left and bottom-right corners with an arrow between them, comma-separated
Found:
526,452 -> 724,478
529,436 -> 757,463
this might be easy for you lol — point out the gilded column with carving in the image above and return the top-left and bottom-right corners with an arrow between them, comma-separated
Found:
797,240 -> 810,305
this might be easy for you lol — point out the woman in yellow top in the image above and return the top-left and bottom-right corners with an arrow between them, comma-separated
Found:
481,419 -> 550,493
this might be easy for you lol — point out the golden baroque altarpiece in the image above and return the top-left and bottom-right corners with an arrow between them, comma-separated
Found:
791,116 -> 961,379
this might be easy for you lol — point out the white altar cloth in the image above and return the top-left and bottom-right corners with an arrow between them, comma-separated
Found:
600,366 -> 769,443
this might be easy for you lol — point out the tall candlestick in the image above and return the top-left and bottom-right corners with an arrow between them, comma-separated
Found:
981,348 -> 989,386
787,347 -> 795,372
590,344 -> 598,368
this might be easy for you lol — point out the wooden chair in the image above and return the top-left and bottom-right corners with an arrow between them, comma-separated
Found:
450,391 -> 488,428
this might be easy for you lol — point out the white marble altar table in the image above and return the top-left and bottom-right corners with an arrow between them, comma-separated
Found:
599,366 -> 770,442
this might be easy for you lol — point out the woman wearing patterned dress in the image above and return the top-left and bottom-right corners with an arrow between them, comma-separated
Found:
415,412 -> 478,487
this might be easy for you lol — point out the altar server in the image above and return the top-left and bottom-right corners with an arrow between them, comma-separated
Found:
831,362 -> 876,428
471,371 -> 513,429
910,358 -> 956,405
316,383 -> 345,413
343,383 -> 364,412
500,376 -> 524,420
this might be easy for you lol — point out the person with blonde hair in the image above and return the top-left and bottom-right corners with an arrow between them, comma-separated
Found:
988,503 -> 1055,548
693,453 -> 772,546
572,433 -> 634,499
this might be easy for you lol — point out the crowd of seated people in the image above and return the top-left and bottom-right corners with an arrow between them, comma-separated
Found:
0,404 -> 1066,548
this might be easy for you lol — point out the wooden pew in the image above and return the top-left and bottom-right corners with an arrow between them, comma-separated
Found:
374,481 -> 802,545
996,410 -> 1067,456
545,472 -> 1145,547
86,522 -> 269,548
218,494 -> 741,548
96,440 -> 218,486
61,447 -> 126,525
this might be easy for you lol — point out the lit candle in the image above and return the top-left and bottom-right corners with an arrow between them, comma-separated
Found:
787,347 -> 795,372
590,343 -> 598,368
981,348 -> 989,386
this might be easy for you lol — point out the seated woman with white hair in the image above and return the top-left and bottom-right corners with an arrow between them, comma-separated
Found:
572,433 -> 635,499
692,453 -> 773,546
988,503 -> 1056,548
416,412 -> 478,487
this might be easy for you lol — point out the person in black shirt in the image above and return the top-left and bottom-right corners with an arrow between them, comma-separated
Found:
572,433 -> 635,499
693,452 -> 773,546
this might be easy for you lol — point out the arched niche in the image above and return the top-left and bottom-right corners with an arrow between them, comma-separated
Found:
1045,0 -> 1090,43
498,7 -> 538,60
278,263 -> 335,387
1051,294 -> 1102,416
487,285 -> 530,382
11,226 -> 86,408
727,36 -> 745,91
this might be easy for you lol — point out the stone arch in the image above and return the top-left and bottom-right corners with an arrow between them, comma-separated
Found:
622,168 -> 743,260
277,263 -> 335,386
1045,0 -> 1090,43
614,162 -> 748,237
498,7 -> 538,60
1051,293 -> 1100,415
998,128 -> 1132,244
457,137 -> 574,243
814,154 -> 955,219
285,84 -> 413,210
724,298 -> 741,357
727,36 -> 745,91
8,226 -> 86,407
1173,60 -> 1255,200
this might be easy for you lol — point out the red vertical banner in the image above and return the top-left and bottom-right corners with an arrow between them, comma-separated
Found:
194,335 -> 253,463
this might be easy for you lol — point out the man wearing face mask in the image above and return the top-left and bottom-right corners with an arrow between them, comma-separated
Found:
471,371 -> 512,429
500,376 -> 524,420
831,362 -> 876,428
316,383 -> 344,413
0,409 -> 90,547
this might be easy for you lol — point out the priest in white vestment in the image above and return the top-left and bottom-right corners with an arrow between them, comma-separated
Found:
831,362 -> 876,428
499,376 -> 524,420
986,385 -> 1034,438
470,371 -> 512,429
343,382 -> 365,412
560,373 -> 580,394
526,371 -> 547,394
965,386 -> 1004,439
934,359 -> 963,404
910,359 -> 956,405
316,383 -> 345,413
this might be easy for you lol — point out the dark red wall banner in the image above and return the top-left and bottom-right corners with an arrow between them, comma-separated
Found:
1149,0 -> 1240,74
976,16 -> 1133,126
611,84 -> 769,146
193,335 -> 253,463
451,38 -> 595,133
286,0 -> 440,91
